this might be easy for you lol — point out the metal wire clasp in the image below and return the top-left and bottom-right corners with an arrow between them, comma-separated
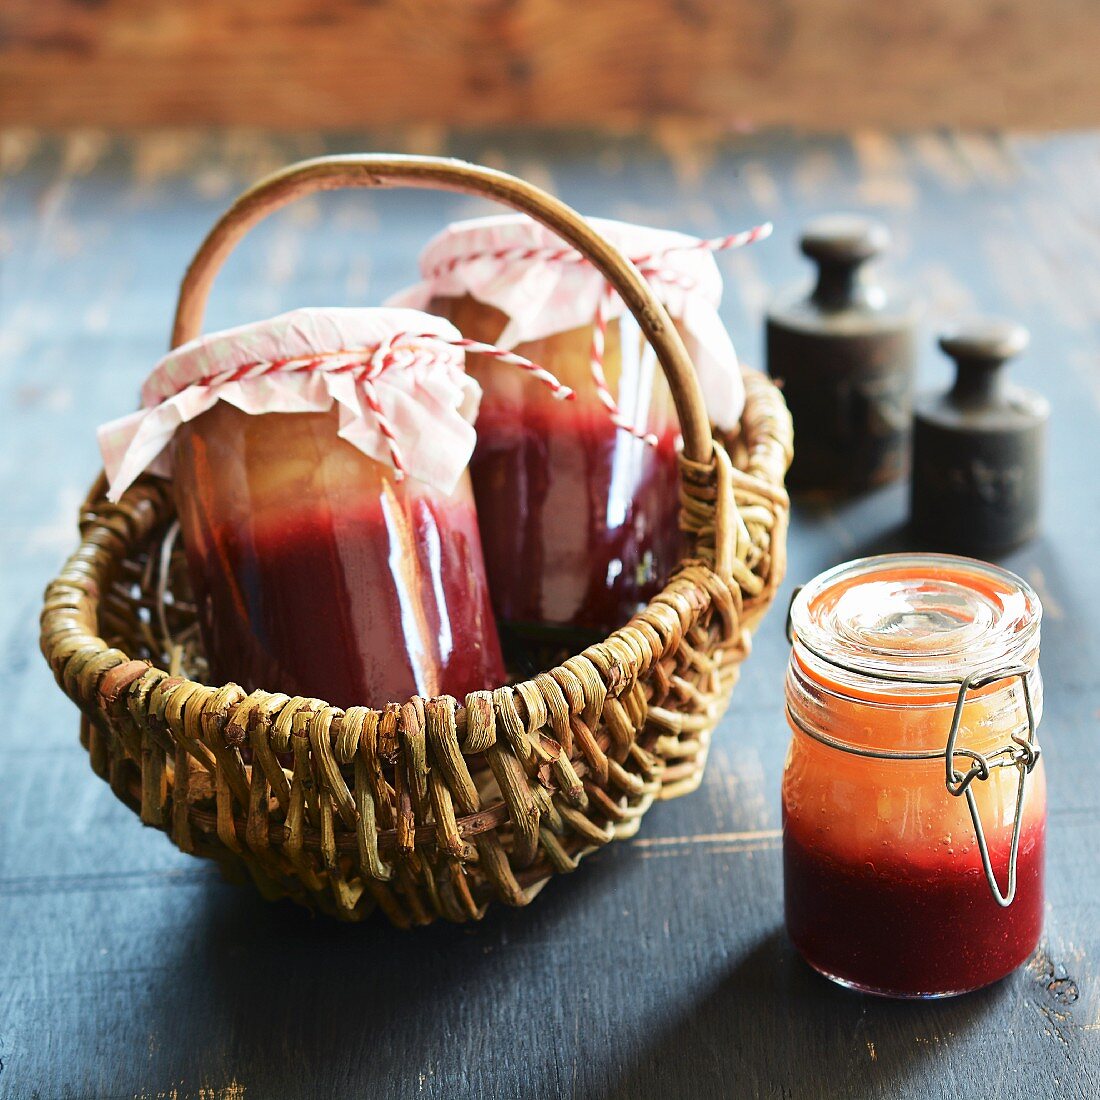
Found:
785,585 -> 1042,908
945,667 -> 1041,907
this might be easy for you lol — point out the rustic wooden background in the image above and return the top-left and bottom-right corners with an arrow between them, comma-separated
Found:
2,128 -> 1099,1098
3,1 -> 1100,130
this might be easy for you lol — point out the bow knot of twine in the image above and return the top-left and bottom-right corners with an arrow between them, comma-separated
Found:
161,332 -> 573,480
426,222 -> 773,443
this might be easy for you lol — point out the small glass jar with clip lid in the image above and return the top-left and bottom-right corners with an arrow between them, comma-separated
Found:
783,553 -> 1045,998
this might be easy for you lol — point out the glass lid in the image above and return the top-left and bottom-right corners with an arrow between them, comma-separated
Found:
789,553 -> 1042,690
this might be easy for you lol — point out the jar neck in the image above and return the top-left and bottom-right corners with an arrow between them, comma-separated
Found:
786,647 -> 1042,755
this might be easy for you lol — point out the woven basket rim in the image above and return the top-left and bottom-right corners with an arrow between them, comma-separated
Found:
45,365 -> 789,801
40,367 -> 791,922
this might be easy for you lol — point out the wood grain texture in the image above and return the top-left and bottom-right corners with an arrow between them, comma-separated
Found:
3,1 -> 1100,130
1,128 -> 1099,1098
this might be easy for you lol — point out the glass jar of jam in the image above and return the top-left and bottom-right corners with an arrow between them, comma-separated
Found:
444,292 -> 685,650
100,307 -> 508,709
783,553 -> 1045,998
393,214 -> 752,654
171,401 -> 504,709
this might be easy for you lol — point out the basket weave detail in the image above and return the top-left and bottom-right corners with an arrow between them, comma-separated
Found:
39,155 -> 793,925
41,371 -> 790,924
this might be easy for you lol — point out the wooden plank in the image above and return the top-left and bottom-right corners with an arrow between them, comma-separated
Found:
3,2 -> 1100,130
0,129 -> 1098,1098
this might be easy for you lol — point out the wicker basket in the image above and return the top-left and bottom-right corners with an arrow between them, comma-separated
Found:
40,155 -> 793,925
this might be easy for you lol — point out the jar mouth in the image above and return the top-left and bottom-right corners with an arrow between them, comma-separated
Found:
790,553 -> 1041,699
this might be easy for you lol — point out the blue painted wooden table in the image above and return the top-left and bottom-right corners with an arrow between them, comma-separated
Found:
1,130 -> 1098,1099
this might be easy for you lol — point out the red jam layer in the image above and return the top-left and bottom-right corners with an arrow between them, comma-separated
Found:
182,494 -> 506,710
783,816 -> 1045,997
470,397 -> 681,643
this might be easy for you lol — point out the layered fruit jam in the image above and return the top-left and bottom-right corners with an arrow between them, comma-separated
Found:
432,294 -> 685,649
470,400 -> 680,642
172,403 -> 505,709
783,556 -> 1046,998
783,810 -> 1045,998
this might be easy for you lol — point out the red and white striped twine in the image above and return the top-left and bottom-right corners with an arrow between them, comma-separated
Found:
157,333 -> 574,480
591,283 -> 657,445
426,222 -> 773,444
424,224 -> 773,282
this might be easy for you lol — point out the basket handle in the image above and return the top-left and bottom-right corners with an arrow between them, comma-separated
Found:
171,154 -> 714,465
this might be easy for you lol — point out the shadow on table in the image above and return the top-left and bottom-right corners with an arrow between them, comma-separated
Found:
139,844 -> 645,1097
595,925 -> 1010,1100
107,839 -> 1021,1100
